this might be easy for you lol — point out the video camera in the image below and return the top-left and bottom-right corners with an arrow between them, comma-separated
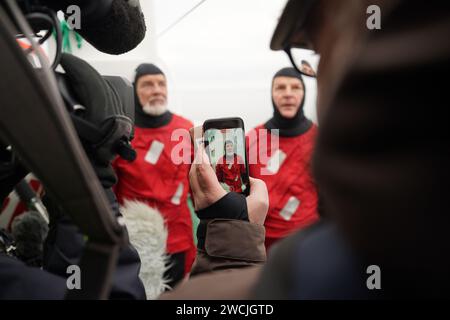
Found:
1,0 -> 137,162
1,0 -> 136,123
0,0 -> 143,298
55,73 -> 135,134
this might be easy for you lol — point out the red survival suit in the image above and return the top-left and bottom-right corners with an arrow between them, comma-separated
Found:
0,175 -> 43,231
215,154 -> 246,193
248,124 -> 319,250
113,114 -> 195,274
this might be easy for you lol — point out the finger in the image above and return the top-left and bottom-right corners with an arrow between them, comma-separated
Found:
196,159 -> 219,192
246,177 -> 269,225
193,142 -> 211,166
248,177 -> 268,197
192,142 -> 209,165
189,126 -> 203,155
189,163 -> 200,198
193,143 -> 217,189
190,141 -> 226,210
189,151 -> 203,211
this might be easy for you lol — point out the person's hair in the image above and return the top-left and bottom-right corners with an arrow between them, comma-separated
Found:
301,60 -> 312,67
224,140 -> 234,153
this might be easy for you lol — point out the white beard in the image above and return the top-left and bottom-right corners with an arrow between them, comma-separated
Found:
142,102 -> 168,116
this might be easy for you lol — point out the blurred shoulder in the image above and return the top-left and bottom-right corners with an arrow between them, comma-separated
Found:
171,113 -> 194,129
246,124 -> 266,137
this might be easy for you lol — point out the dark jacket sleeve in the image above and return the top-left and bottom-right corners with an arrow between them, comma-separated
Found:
0,253 -> 66,300
190,192 -> 266,276
43,188 -> 146,300
191,219 -> 266,276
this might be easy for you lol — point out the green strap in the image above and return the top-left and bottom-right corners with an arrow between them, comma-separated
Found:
53,20 -> 83,53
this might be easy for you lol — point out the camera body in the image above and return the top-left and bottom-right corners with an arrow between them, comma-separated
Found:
8,0 -> 136,125
55,72 -> 135,125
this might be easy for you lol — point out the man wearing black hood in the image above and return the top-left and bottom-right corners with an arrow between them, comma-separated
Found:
248,67 -> 319,251
113,64 -> 196,288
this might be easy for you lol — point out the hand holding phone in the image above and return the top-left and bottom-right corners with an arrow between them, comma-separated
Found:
189,119 -> 267,223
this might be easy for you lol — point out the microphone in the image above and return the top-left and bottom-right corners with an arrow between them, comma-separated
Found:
65,0 -> 147,55
120,200 -> 169,298
11,210 -> 49,267
14,179 -> 49,224
11,0 -> 146,55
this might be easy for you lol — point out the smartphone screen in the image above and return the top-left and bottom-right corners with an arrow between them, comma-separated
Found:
203,118 -> 250,196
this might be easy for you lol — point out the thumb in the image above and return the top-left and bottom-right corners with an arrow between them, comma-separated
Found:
194,144 -> 218,190
192,142 -> 211,166
246,177 -> 269,225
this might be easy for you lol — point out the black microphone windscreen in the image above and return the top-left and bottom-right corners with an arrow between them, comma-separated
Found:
77,0 -> 146,55
11,211 -> 49,266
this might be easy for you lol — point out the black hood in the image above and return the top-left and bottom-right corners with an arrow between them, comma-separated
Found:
265,67 -> 312,137
133,63 -> 172,128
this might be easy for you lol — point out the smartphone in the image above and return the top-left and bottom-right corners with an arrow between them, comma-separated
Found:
203,117 -> 250,196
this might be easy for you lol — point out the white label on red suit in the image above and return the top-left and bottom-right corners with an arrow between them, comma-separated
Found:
279,196 -> 300,221
171,183 -> 184,205
145,140 -> 165,165
265,149 -> 287,174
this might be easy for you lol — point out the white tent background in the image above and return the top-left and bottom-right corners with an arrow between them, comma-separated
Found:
52,0 -> 318,130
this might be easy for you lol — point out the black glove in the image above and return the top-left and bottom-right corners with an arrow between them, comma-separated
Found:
195,192 -> 249,250
195,192 -> 249,221
59,53 -> 134,188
